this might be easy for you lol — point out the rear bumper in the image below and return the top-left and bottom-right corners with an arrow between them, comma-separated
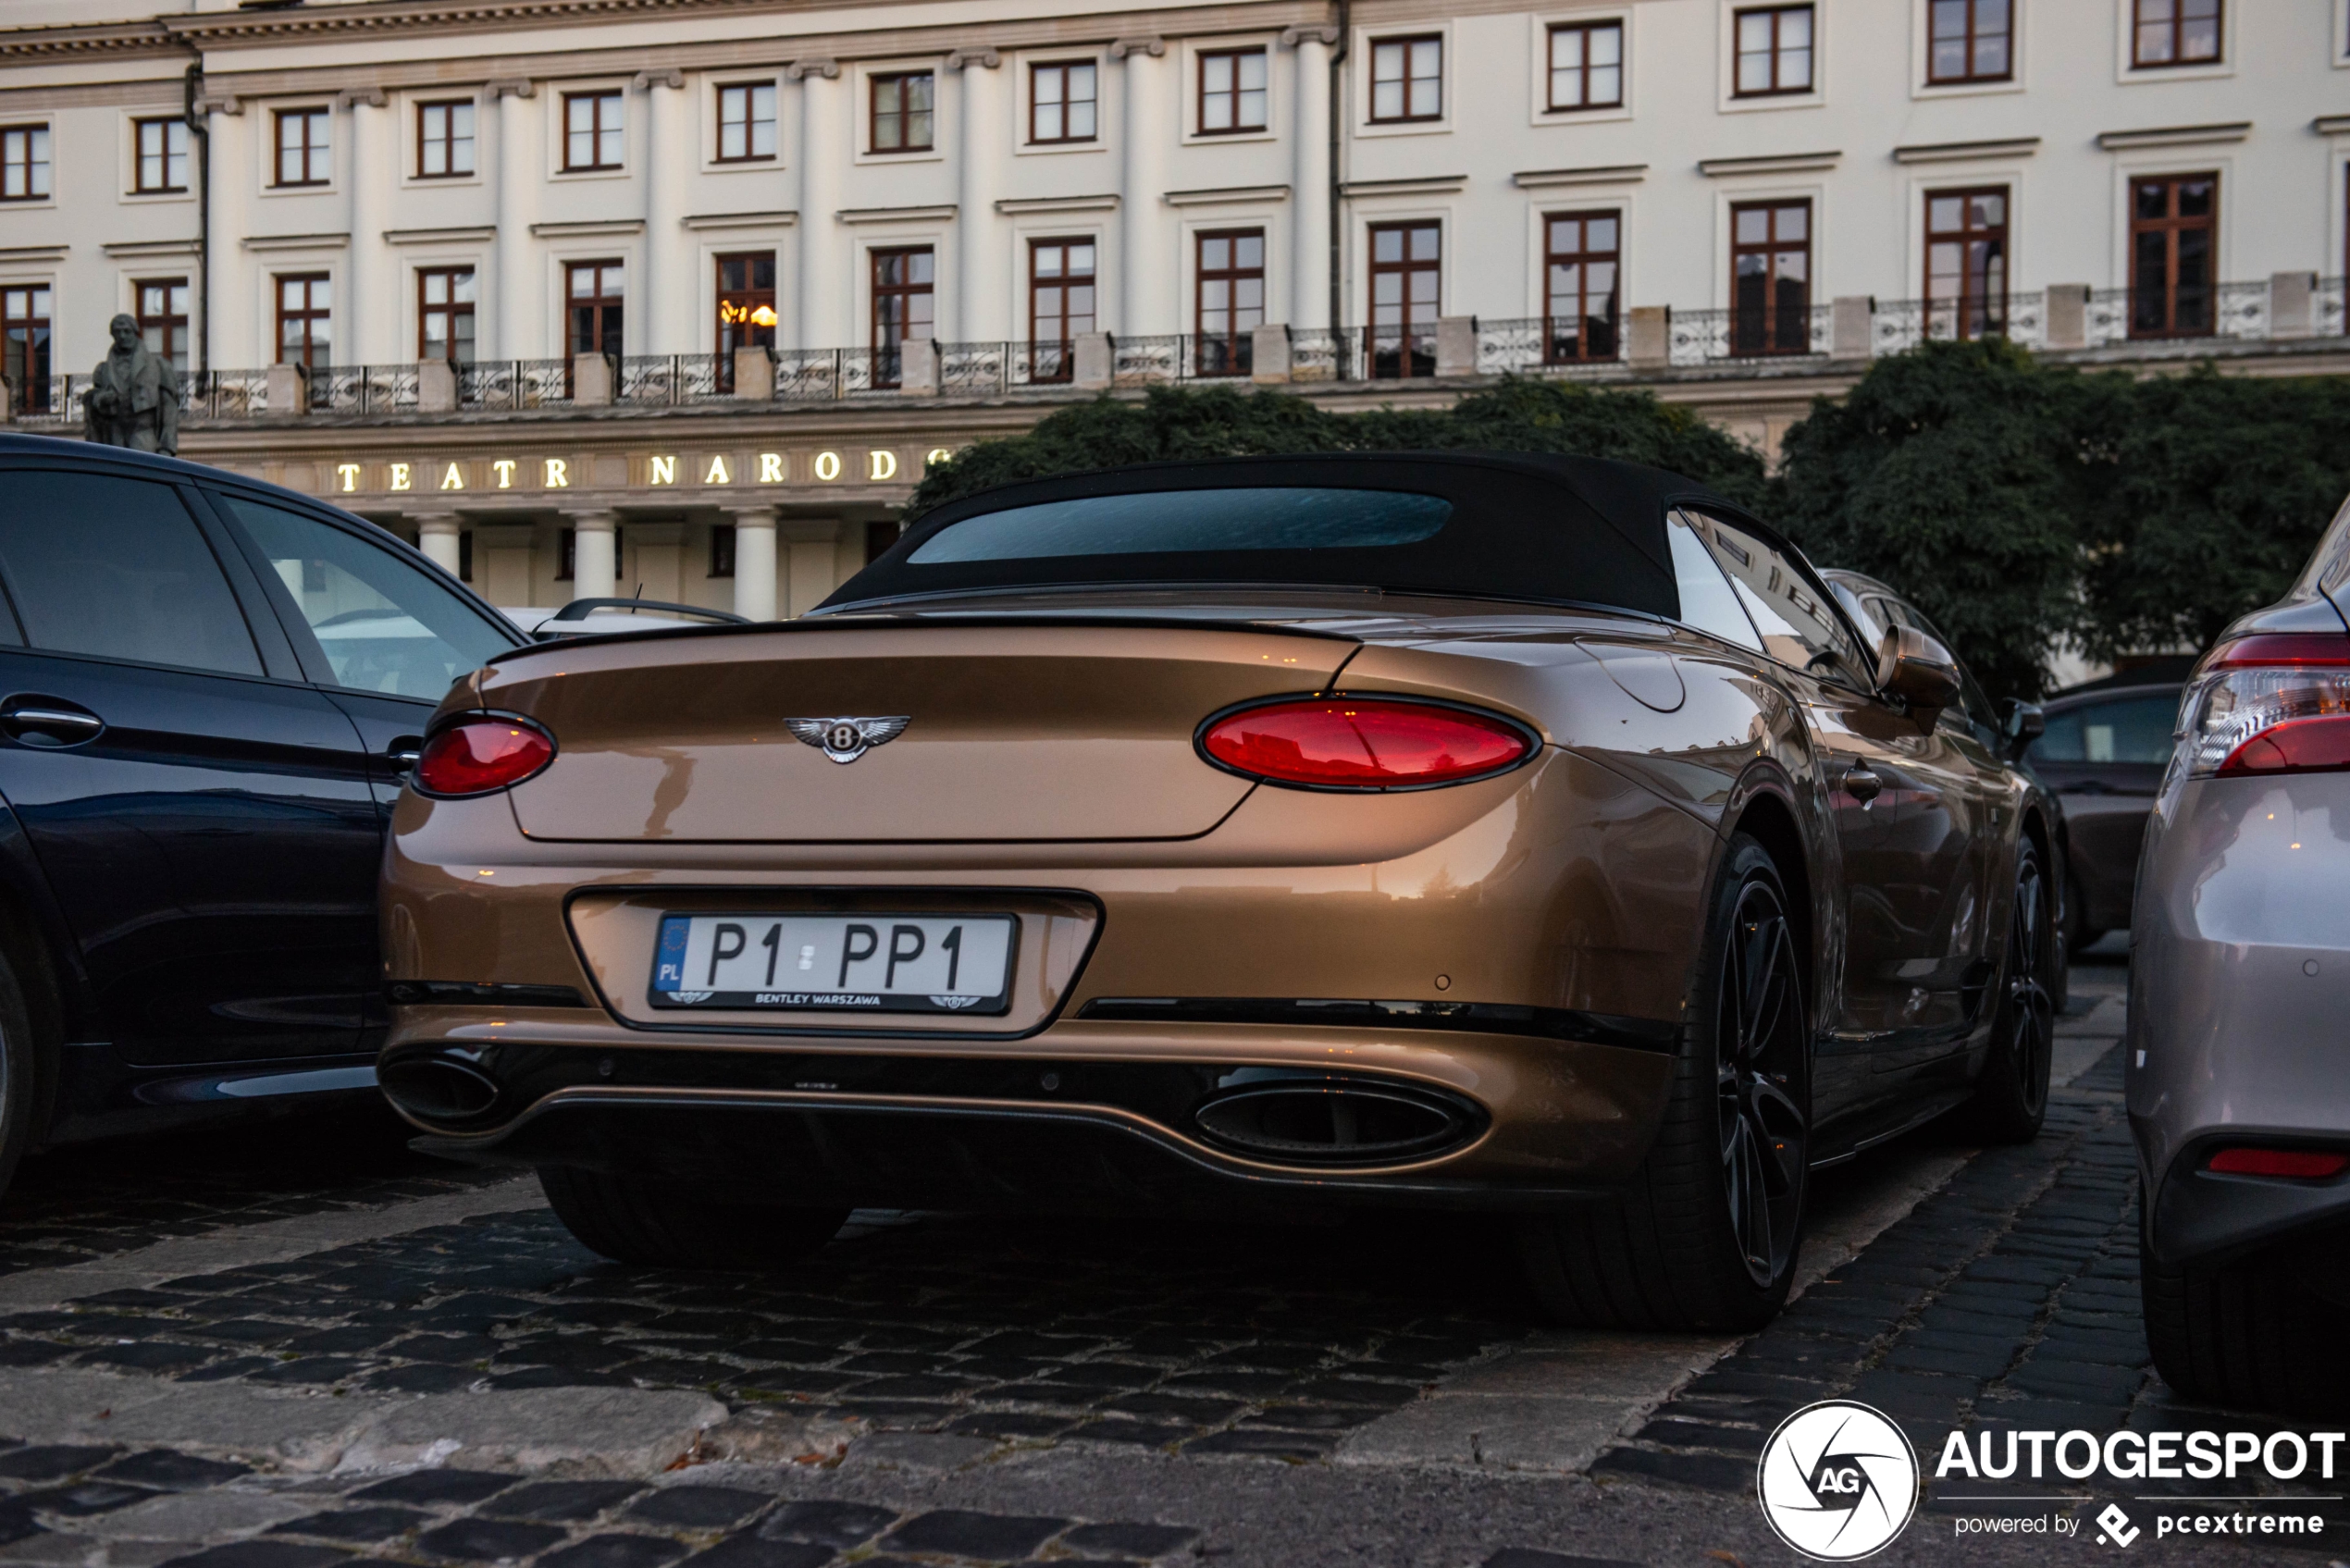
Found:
2130,773 -> 2350,1266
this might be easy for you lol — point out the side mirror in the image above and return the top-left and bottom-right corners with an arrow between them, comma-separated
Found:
2002,699 -> 2046,759
1876,625 -> 1962,714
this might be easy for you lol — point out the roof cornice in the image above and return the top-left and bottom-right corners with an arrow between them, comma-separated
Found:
0,19 -> 186,62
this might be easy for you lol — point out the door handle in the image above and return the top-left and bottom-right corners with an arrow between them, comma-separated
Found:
386,737 -> 424,773
0,697 -> 105,748
1841,765 -> 1884,805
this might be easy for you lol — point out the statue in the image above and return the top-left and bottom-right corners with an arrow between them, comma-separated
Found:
83,313 -> 180,455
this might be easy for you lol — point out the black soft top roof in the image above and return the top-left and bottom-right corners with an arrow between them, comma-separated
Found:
822,451 -> 1749,620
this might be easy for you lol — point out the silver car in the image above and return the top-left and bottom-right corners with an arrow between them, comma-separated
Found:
2133,494 -> 2350,1416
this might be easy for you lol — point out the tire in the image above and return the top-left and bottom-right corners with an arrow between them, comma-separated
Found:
538,1164 -> 848,1270
1960,836 -> 2055,1143
0,946 -> 36,1204
2143,1228 -> 2350,1418
1515,834 -> 1812,1331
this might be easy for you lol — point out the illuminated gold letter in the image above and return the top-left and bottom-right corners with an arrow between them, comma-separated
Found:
704,454 -> 731,486
649,455 -> 677,486
389,463 -> 412,492
492,459 -> 516,490
867,450 -> 898,481
924,447 -> 954,469
759,451 -> 785,484
544,457 -> 569,488
439,463 -> 465,491
335,463 -> 361,492
812,450 -> 842,481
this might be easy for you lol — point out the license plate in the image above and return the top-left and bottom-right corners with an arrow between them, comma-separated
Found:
649,913 -> 1017,1014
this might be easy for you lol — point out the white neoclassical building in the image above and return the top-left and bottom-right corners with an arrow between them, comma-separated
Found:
0,0 -> 2345,617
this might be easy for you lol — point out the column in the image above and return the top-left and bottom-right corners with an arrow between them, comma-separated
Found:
572,509 -> 618,599
341,89 -> 391,364
1114,38 -> 1171,336
492,80 -> 539,360
792,60 -> 843,351
728,504 -> 779,619
203,97 -> 250,366
637,69 -> 690,354
1281,29 -> 1335,330
415,512 -> 462,577
951,49 -> 1006,342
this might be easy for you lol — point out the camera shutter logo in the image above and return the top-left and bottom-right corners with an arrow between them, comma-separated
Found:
1756,1400 -> 1920,1560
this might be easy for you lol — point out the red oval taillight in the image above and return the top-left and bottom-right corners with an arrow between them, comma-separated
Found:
414,719 -> 555,796
1199,698 -> 1534,790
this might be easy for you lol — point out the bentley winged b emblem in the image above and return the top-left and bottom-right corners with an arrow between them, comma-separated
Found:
785,715 -> 909,764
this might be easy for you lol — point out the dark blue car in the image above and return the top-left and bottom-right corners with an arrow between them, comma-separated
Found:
0,433 -> 522,1196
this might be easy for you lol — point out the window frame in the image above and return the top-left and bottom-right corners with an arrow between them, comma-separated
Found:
1545,19 -> 1626,113
2130,0 -> 2223,70
1924,0 -> 2014,85
0,123 -> 49,204
1193,228 -> 1265,377
561,90 -> 625,173
1027,236 -> 1096,383
714,81 -> 777,164
134,277 -> 190,374
869,71 -> 936,154
2,284 -> 52,416
1923,185 -> 2010,340
713,250 -> 776,390
1029,60 -> 1099,145
1728,198 -> 1814,356
416,265 -> 476,365
1196,47 -> 1270,135
414,98 -> 476,180
2127,172 -> 2219,339
869,245 -> 935,388
274,272 -> 332,370
272,106 -> 332,188
564,258 -> 625,369
1542,209 -> 1623,364
1730,4 -> 1816,98
1367,34 -> 1444,124
132,115 -> 190,194
1367,219 -> 1441,378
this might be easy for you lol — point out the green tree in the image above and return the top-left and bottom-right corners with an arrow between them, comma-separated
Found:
1775,338 -> 2090,701
905,377 -> 1770,517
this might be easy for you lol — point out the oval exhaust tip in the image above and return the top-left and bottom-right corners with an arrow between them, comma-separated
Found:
1192,1080 -> 1475,1166
379,1056 -> 501,1121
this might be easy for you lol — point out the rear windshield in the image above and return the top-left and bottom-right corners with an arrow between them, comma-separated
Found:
826,463 -> 1680,618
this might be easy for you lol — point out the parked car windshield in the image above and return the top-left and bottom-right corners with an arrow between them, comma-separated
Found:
2030,696 -> 2180,765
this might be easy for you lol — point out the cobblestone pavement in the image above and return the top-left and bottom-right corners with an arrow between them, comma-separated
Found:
0,955 -> 2344,1566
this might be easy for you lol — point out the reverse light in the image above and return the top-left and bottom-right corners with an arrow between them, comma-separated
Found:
1198,696 -> 1535,790
2207,1147 -> 2350,1179
2180,635 -> 2350,779
414,718 -> 556,796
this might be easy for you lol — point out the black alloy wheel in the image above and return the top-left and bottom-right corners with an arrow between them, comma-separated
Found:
1718,876 -> 1811,1288
1960,836 -> 2056,1142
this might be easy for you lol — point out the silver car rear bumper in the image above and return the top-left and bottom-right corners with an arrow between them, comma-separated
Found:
2129,773 -> 2350,1266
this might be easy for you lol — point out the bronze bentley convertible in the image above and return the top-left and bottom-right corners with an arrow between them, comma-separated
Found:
378,454 -> 2057,1329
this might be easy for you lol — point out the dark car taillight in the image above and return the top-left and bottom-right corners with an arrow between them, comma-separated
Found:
2207,1147 -> 2350,1179
1197,697 -> 1535,790
414,718 -> 555,796
2180,635 -> 2350,779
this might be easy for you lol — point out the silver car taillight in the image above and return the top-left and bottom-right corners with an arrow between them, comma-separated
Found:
2178,635 -> 2350,779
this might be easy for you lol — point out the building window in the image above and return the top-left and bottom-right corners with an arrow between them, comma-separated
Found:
716,83 -> 776,162
133,117 -> 189,192
566,261 -> 625,372
1730,199 -> 1812,355
1368,35 -> 1442,123
2130,174 -> 2217,337
2132,0 -> 2221,68
714,252 -> 776,391
557,527 -> 575,581
1926,0 -> 2012,84
1547,21 -> 1625,112
865,521 -> 902,563
1198,49 -> 1268,134
135,278 -> 189,373
274,107 -> 330,186
417,100 -> 475,178
2,285 -> 50,414
563,91 -> 624,171
1367,221 -> 1440,377
1924,187 -> 2009,340
1031,62 -> 1097,143
870,72 -> 934,154
1029,238 -> 1095,383
710,524 -> 736,579
1194,230 -> 1264,377
1733,5 -> 1814,96
870,246 -> 934,388
1,125 -> 48,202
1544,211 -> 1620,363
276,273 -> 331,369
418,267 -> 476,364
459,530 -> 473,584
